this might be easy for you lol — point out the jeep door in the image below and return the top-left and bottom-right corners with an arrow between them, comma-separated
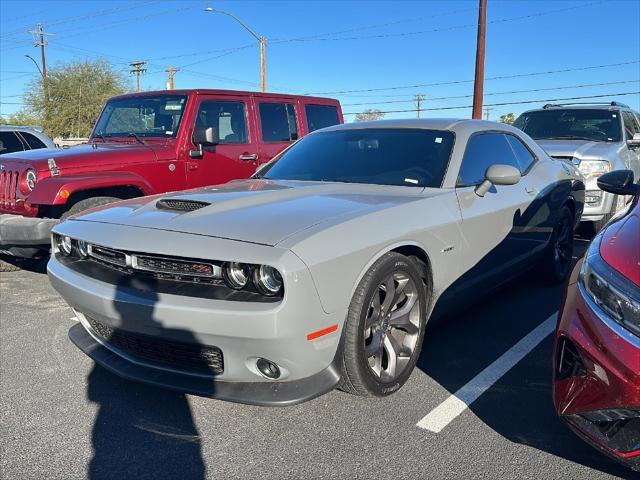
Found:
453,132 -> 552,292
186,95 -> 259,188
254,98 -> 301,164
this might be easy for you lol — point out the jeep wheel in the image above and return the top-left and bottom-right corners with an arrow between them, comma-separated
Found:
61,196 -> 120,219
0,255 -> 21,272
340,252 -> 428,397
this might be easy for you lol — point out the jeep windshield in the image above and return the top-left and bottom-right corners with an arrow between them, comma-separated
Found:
92,95 -> 188,139
262,128 -> 455,187
514,108 -> 622,143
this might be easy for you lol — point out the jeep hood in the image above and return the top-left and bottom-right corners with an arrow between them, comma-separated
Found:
71,179 -> 431,246
536,139 -> 619,160
0,141 -> 168,173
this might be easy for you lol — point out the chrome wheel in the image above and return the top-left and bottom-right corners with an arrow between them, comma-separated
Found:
363,272 -> 421,383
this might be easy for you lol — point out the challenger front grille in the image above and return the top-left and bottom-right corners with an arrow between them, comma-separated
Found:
156,199 -> 210,212
86,244 -> 222,282
0,170 -> 18,208
86,316 -> 224,375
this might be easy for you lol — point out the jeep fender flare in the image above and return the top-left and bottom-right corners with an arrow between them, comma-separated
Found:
27,172 -> 153,206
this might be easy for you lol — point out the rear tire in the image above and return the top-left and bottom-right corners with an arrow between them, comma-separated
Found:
540,206 -> 574,284
61,196 -> 120,219
0,256 -> 21,272
340,252 -> 428,397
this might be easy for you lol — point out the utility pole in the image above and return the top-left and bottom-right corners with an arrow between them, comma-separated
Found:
29,23 -> 53,80
414,94 -> 426,118
472,0 -> 487,120
129,61 -> 147,92
165,66 -> 179,90
484,106 -> 491,120
260,35 -> 266,93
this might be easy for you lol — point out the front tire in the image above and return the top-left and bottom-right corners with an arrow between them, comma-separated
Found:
540,206 -> 574,284
340,252 -> 428,397
61,196 -> 120,220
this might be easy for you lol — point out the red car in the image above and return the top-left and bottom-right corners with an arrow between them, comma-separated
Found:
553,169 -> 640,471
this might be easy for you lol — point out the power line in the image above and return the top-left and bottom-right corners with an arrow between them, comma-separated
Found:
309,60 -> 640,95
342,92 -> 640,116
342,80 -> 640,106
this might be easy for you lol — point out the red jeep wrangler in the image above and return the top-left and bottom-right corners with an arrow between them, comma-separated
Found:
0,89 -> 342,269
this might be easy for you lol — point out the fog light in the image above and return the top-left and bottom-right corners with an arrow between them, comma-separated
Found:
585,190 -> 602,205
256,358 -> 281,379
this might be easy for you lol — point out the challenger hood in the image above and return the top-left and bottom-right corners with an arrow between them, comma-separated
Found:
536,139 -> 619,160
71,179 -> 430,246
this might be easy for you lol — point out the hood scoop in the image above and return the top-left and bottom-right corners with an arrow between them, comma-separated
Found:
156,198 -> 211,212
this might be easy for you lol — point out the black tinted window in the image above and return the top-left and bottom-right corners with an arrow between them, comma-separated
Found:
259,103 -> 298,142
458,133 -> 519,186
514,109 -> 622,142
305,104 -> 339,132
0,131 -> 26,154
263,128 -> 455,188
505,135 -> 536,172
196,100 -> 248,144
20,132 -> 47,149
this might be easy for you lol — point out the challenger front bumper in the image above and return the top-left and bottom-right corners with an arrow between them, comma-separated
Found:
47,222 -> 347,406
0,214 -> 58,257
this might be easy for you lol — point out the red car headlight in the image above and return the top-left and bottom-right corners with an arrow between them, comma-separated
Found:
579,236 -> 640,337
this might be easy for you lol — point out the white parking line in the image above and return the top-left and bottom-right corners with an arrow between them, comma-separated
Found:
416,313 -> 558,433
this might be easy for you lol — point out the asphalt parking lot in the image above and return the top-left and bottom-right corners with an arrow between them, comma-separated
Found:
0,234 -> 634,480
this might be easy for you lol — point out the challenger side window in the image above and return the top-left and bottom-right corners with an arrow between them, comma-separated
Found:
458,133 -> 519,186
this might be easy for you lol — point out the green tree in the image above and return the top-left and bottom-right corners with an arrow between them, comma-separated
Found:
23,59 -> 129,138
354,109 -> 385,122
499,113 -> 516,125
0,110 -> 42,126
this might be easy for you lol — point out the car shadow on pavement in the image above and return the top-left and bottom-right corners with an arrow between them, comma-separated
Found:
86,276 -> 211,480
417,253 -> 633,479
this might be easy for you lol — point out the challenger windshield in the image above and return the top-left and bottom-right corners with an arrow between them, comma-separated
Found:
93,95 -> 188,138
263,128 -> 455,187
514,109 -> 622,142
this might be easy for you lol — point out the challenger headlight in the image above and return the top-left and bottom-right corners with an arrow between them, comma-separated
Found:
25,169 -> 37,191
223,262 -> 251,289
579,237 -> 640,336
253,265 -> 283,296
77,240 -> 89,258
55,234 -> 73,256
578,159 -> 611,179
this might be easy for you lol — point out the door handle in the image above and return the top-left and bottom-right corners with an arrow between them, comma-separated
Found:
525,186 -> 537,196
239,153 -> 258,162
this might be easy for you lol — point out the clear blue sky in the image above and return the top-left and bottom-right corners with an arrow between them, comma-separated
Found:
1,0 -> 639,122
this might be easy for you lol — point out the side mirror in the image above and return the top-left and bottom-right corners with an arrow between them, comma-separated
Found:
627,133 -> 640,149
190,126 -> 219,158
597,169 -> 639,196
475,164 -> 521,197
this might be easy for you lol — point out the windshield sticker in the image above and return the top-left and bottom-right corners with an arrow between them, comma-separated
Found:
404,178 -> 419,185
435,137 -> 443,143
165,102 -> 183,111
165,131 -> 173,135
612,114 -> 617,118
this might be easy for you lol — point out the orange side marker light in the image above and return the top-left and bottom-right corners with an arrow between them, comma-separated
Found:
307,324 -> 338,341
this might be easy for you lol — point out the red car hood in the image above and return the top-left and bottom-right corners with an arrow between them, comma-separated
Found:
0,141 -> 170,173
599,201 -> 640,287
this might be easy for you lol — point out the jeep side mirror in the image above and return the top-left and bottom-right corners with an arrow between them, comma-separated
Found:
475,164 -> 521,197
597,169 -> 639,196
190,126 -> 219,158
627,133 -> 640,149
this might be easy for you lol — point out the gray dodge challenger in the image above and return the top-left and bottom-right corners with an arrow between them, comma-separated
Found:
47,119 -> 585,406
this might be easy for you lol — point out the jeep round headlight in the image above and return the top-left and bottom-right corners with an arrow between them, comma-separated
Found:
77,240 -> 89,258
25,169 -> 37,191
223,262 -> 251,289
58,235 -> 73,256
253,265 -> 283,296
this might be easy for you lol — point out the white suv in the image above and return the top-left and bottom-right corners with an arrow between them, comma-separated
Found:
514,102 -> 640,231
